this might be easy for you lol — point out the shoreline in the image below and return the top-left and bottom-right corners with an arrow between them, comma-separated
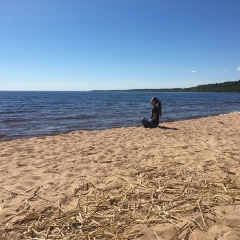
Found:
0,111 -> 240,239
1,110 -> 239,141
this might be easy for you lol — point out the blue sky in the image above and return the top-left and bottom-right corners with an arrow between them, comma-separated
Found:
0,0 -> 240,90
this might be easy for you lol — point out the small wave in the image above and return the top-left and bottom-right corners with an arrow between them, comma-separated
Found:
3,118 -> 29,123
165,118 -> 175,122
52,115 -> 98,121
224,101 -> 240,104
0,110 -> 37,114
0,134 -> 7,139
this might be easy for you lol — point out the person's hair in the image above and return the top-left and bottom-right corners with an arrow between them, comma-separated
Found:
152,97 -> 162,117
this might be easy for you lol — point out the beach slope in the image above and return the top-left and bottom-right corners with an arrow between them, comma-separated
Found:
0,112 -> 240,239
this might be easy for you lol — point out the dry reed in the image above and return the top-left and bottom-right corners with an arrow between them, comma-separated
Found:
1,163 -> 239,240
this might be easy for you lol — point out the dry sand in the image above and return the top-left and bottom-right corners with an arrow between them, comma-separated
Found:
0,112 -> 240,239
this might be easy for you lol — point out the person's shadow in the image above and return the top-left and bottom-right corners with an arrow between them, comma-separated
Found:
158,125 -> 178,130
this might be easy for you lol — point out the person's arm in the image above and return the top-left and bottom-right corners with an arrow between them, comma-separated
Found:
151,113 -> 157,122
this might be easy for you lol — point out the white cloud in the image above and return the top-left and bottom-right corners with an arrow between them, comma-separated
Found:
237,66 -> 240,71
191,70 -> 196,73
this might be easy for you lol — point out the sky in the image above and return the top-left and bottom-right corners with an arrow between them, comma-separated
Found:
0,0 -> 240,90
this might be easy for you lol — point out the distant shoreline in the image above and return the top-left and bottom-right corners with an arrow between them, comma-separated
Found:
92,80 -> 240,92
1,80 -> 239,92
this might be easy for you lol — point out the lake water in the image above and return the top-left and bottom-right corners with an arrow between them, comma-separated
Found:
0,91 -> 239,140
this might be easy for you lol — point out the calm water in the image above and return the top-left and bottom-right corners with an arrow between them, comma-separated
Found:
0,91 -> 239,140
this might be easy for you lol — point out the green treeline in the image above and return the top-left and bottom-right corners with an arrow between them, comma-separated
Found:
126,80 -> 240,92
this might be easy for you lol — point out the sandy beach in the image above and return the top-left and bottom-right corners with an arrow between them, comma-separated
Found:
0,112 -> 240,239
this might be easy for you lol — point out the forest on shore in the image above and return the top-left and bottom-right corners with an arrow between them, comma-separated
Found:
125,80 -> 240,92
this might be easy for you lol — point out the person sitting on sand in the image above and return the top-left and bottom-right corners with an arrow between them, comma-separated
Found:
141,97 -> 161,128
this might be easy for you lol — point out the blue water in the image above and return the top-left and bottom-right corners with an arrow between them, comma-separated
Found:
0,91 -> 239,140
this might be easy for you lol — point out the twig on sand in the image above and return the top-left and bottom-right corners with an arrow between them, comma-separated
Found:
170,222 -> 191,240
154,230 -> 161,240
3,187 -> 19,196
197,199 -> 207,231
217,230 -> 231,240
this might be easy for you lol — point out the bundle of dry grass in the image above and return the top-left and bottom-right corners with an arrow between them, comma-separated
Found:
1,162 -> 239,240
